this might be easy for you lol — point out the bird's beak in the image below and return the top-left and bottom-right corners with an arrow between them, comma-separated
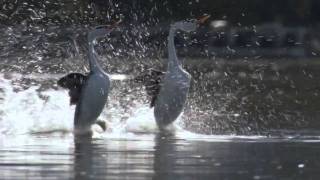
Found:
197,15 -> 210,24
109,19 -> 122,29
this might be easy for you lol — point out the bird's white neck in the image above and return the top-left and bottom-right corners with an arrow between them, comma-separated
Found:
88,40 -> 103,73
168,25 -> 182,71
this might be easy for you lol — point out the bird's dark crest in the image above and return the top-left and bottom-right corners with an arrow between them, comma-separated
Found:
134,69 -> 165,107
57,73 -> 87,105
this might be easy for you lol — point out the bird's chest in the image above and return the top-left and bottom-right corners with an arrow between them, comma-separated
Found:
83,74 -> 110,100
165,70 -> 191,90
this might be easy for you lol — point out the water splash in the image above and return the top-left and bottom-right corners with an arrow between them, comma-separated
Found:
0,73 -> 171,137
0,74 -> 74,135
2,72 -> 320,143
0,72 -> 215,141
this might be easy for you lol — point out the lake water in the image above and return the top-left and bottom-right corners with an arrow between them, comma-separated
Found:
2,133 -> 320,180
1,70 -> 320,179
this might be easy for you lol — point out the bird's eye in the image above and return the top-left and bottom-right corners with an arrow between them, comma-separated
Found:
185,18 -> 196,23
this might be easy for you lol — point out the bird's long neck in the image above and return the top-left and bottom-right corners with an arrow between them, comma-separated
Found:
88,40 -> 103,72
168,25 -> 181,71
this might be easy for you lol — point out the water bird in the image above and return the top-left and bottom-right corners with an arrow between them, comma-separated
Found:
135,15 -> 210,131
58,22 -> 120,135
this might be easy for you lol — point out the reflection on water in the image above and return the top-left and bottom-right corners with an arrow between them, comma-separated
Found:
74,135 -> 155,180
1,134 -> 320,180
0,135 -> 73,179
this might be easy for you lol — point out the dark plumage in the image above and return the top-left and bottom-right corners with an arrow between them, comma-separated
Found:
57,73 -> 87,105
134,69 -> 165,107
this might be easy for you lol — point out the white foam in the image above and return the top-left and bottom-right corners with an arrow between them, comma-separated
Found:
0,73 -> 162,137
0,75 -> 73,135
0,74 -> 212,139
124,106 -> 158,134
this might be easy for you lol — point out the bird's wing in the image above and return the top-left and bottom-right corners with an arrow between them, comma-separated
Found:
57,73 -> 87,105
134,69 -> 164,107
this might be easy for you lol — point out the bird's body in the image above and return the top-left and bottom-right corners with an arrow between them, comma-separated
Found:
134,15 -> 210,130
153,23 -> 193,129
73,70 -> 110,133
134,67 -> 190,128
58,24 -> 118,135
154,66 -> 191,129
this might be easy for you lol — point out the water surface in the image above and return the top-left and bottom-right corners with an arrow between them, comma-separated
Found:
2,133 -> 320,180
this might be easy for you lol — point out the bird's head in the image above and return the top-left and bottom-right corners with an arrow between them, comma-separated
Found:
175,15 -> 210,32
88,20 -> 121,42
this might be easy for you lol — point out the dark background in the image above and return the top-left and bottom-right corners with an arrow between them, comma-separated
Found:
1,0 -> 320,26
1,0 -> 320,64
